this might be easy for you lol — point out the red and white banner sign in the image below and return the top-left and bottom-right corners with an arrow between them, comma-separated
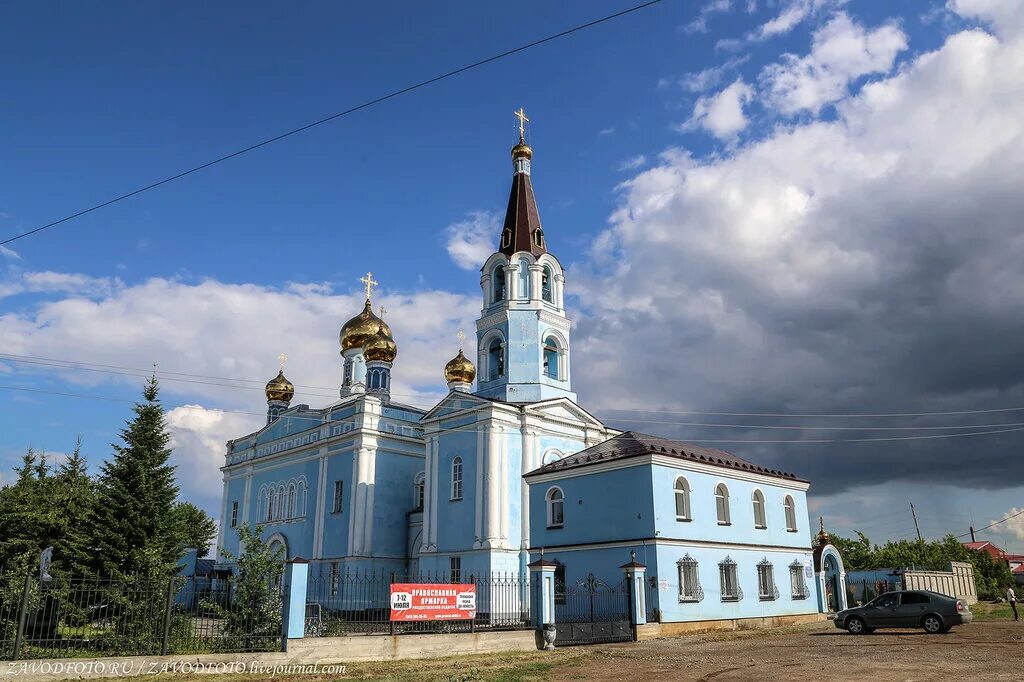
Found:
389,583 -> 476,621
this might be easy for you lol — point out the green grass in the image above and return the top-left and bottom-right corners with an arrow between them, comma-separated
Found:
971,601 -> 1018,621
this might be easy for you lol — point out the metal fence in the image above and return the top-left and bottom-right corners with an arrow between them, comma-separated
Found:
304,566 -> 531,636
0,570 -> 280,661
553,574 -> 632,646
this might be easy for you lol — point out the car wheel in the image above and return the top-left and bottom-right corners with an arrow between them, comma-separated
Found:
922,615 -> 944,634
846,616 -> 867,635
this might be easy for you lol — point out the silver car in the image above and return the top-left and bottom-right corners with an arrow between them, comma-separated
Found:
831,590 -> 973,634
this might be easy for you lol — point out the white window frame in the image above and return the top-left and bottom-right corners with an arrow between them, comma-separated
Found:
752,489 -> 766,529
784,495 -> 798,532
230,501 -> 238,528
414,473 -> 425,510
715,483 -> 731,525
449,556 -> 462,583
451,456 -> 463,501
332,480 -> 343,514
546,486 -> 565,528
674,477 -> 691,521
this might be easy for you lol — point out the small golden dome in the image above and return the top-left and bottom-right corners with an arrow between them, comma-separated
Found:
363,324 -> 398,363
444,349 -> 476,385
511,140 -> 533,160
265,370 -> 294,403
340,300 -> 392,352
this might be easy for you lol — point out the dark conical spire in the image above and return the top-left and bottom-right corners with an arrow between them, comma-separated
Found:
499,108 -> 546,257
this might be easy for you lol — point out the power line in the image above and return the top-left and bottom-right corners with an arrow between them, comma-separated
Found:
956,508 -> 1024,538
6,352 -> 1024,429
0,0 -> 666,247
3,382 -> 1024,445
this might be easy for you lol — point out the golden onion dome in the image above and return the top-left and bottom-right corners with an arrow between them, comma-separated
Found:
363,324 -> 398,363
511,140 -> 533,160
265,370 -> 294,403
444,349 -> 476,385
340,300 -> 392,352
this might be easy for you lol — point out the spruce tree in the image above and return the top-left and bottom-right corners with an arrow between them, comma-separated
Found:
172,502 -> 218,557
90,377 -> 181,576
0,448 -> 57,568
52,436 -> 96,575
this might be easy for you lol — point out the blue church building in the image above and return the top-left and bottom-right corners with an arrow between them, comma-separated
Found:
214,114 -> 827,627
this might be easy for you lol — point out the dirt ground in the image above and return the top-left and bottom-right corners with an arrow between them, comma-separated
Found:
159,617 -> 1024,681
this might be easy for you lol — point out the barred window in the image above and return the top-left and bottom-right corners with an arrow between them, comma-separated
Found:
329,562 -> 340,597
719,556 -> 741,601
758,558 -> 779,601
230,501 -> 238,528
790,560 -> 809,599
677,554 -> 703,602
674,477 -> 691,520
332,480 -> 344,514
450,556 -> 462,583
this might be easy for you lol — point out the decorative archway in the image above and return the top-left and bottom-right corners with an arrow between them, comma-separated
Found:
814,544 -> 847,613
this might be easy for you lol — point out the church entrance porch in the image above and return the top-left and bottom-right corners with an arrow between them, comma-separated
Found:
552,574 -> 633,646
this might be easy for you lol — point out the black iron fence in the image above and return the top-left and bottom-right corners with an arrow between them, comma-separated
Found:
552,574 -> 632,646
0,570 -> 280,661
304,566 -> 531,636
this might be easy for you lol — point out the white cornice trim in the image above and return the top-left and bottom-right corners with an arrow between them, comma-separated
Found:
530,537 -> 815,554
524,452 -> 810,490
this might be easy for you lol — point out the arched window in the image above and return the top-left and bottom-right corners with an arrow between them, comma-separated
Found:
784,495 -> 797,532
450,457 -> 463,501
546,487 -> 564,528
715,484 -> 731,525
674,477 -> 691,520
278,485 -> 287,520
542,265 -> 553,302
268,487 -> 277,522
518,257 -> 530,299
752,489 -> 766,529
488,338 -> 505,380
287,483 -> 297,519
543,336 -> 559,379
541,449 -> 563,466
492,265 -> 505,302
414,473 -> 425,510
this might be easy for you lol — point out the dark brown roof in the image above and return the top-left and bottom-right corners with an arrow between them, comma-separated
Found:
498,170 -> 546,257
524,431 -> 807,483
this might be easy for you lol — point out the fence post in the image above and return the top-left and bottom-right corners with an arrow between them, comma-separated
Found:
12,572 -> 32,661
620,550 -> 647,641
281,557 -> 309,648
160,576 -> 176,656
528,554 -> 557,650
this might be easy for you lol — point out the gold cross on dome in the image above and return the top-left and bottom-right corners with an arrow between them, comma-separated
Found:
378,305 -> 387,319
278,353 -> 287,370
360,272 -> 379,301
457,330 -> 465,350
514,108 -> 529,139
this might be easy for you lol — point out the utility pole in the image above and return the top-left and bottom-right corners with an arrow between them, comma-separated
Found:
910,503 -> 923,542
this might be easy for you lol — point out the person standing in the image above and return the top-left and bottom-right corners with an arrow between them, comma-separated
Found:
1008,585 -> 1019,621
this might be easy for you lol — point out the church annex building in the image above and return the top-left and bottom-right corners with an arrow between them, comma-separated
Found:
215,115 -> 844,629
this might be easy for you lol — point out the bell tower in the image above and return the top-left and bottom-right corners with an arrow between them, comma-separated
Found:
474,111 -> 575,403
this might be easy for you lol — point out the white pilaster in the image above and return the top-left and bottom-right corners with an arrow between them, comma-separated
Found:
363,448 -> 377,553
486,425 -> 500,545
554,273 -> 565,311
312,452 -> 327,558
429,436 -> 440,549
528,264 -> 543,303
499,427 -> 509,544
474,426 -> 484,548
242,469 -> 253,524
347,450 -> 359,555
504,264 -> 516,302
217,476 -> 229,553
422,434 -> 434,551
352,446 -> 370,555
520,423 -> 534,550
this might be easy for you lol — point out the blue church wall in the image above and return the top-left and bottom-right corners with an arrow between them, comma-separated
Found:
319,449 -> 355,558
535,434 -> 586,464
431,427 -> 479,553
649,463 -> 812,549
528,465 -> 656,550
367,444 -> 424,559
254,412 -> 319,446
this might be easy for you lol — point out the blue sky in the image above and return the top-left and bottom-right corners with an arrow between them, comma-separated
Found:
3,0 -> 1024,553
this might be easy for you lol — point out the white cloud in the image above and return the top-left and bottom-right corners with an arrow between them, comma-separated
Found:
574,9 -> 1024,497
682,0 -> 733,34
618,155 -> 648,171
0,275 -> 481,505
950,0 -> 1024,36
1,245 -> 20,260
680,55 -> 751,93
683,79 -> 754,140
444,211 -> 500,270
598,127 -> 616,136
761,12 -> 908,115
0,271 -> 123,300
753,0 -> 848,40
988,507 -> 1024,542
